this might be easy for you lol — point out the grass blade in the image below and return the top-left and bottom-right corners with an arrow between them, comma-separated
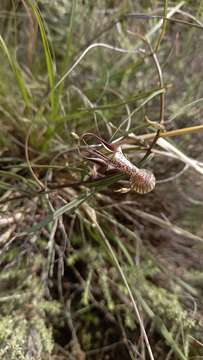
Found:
0,35 -> 30,107
28,0 -> 57,115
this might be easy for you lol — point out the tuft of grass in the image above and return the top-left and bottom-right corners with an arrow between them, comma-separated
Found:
0,1 -> 203,359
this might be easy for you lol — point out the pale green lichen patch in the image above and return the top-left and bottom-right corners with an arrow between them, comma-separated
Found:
0,249 -> 54,360
0,314 -> 53,360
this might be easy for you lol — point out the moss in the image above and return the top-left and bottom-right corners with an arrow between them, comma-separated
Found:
0,314 -> 53,360
0,305 -> 53,360
0,247 -> 55,360
40,300 -> 62,317
29,317 -> 53,356
143,281 -> 195,329
99,271 -> 115,311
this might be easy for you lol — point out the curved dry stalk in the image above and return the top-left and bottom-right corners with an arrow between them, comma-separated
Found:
157,164 -> 189,184
157,137 -> 203,176
25,124 -> 45,190
55,42 -> 141,91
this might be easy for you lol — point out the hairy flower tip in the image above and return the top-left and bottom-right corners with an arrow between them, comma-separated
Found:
130,169 -> 156,194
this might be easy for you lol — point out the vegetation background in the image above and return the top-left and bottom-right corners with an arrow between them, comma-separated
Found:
0,0 -> 203,359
